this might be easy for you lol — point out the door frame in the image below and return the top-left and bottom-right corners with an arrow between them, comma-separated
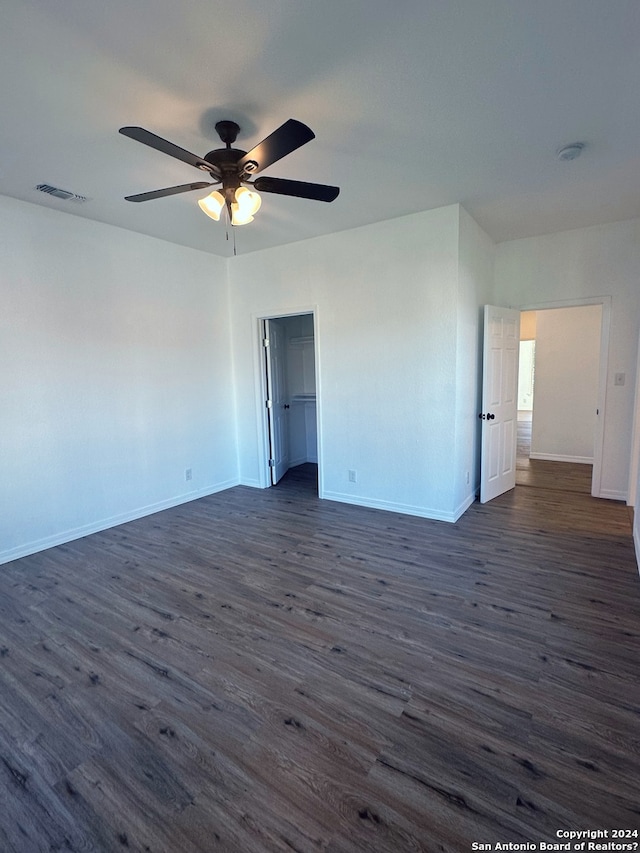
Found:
517,295 -> 611,499
263,318 -> 289,485
628,328 -> 640,507
252,306 -> 322,492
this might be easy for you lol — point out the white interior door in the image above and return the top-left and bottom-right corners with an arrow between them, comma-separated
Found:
264,319 -> 290,485
480,305 -> 520,503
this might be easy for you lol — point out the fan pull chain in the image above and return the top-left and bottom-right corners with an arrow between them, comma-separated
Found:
222,207 -> 237,255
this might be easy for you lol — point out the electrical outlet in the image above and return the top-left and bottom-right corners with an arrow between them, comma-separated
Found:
348,469 -> 357,483
185,468 -> 192,481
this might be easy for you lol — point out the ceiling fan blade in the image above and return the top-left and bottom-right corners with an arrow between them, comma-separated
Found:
119,127 -> 222,177
237,120 -> 315,177
253,176 -> 340,202
124,182 -> 214,202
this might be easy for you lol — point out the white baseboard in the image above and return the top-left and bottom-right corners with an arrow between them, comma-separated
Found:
288,456 -> 308,468
320,490 -> 459,523
238,477 -> 264,488
597,488 -> 628,501
288,456 -> 318,468
0,478 -> 239,567
529,452 -> 593,464
453,492 -> 477,521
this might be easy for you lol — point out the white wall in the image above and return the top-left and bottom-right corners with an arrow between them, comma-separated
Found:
229,205 -> 476,521
530,305 -> 601,463
0,196 -> 237,564
494,218 -> 640,500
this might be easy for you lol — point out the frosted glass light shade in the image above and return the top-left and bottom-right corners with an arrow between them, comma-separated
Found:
197,190 -> 225,221
231,186 -> 261,226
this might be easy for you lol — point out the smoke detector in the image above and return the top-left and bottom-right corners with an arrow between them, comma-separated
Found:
556,143 -> 584,161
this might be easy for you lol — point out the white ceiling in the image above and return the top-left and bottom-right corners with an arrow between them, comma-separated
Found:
2,0 -> 639,257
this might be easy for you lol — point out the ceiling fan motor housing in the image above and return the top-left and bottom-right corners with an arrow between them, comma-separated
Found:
203,148 -> 245,189
214,120 -> 240,146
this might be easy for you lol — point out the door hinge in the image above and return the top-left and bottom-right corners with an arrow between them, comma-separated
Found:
263,337 -> 270,347
268,458 -> 275,467
266,399 -> 273,409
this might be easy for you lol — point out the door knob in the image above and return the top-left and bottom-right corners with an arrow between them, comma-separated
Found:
487,413 -> 495,420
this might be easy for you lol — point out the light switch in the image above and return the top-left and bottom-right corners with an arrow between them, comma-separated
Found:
614,373 -> 625,386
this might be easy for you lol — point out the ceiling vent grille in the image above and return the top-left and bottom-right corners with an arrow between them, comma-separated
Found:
35,183 -> 88,203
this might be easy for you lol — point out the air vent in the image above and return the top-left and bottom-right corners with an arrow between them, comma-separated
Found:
35,183 -> 88,203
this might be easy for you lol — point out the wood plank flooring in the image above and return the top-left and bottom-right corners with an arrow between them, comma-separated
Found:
516,411 -> 594,494
1,464 -> 639,852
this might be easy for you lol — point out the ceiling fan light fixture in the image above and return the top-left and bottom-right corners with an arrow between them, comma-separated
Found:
231,205 -> 253,226
231,186 -> 261,226
197,190 -> 225,221
121,119 -> 339,229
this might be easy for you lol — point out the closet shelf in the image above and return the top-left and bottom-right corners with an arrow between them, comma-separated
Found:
288,336 -> 314,347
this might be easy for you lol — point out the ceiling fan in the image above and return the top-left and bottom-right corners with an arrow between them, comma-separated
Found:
119,119 -> 339,225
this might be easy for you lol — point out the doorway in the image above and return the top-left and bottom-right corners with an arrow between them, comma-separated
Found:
516,302 -> 605,496
260,312 -> 319,493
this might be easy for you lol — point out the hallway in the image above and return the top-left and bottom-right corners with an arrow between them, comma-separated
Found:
516,410 -> 593,495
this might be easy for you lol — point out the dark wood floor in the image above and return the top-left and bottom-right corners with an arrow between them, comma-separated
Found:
1,463 -> 639,852
516,410 -> 594,494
